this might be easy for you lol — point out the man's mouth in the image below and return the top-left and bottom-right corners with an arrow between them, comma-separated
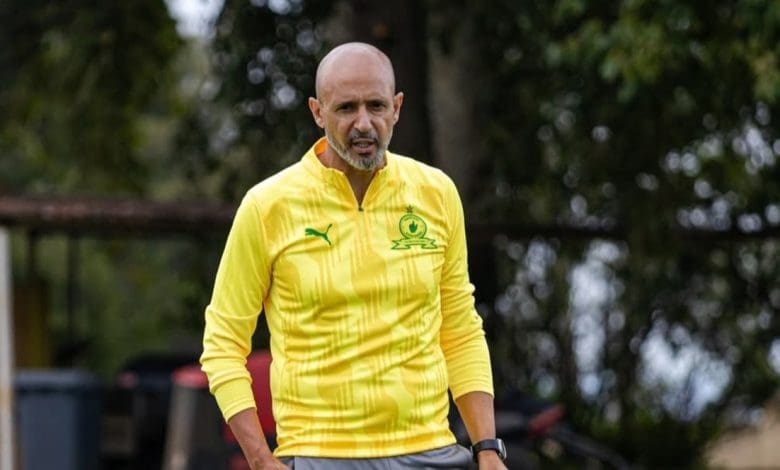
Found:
351,139 -> 376,153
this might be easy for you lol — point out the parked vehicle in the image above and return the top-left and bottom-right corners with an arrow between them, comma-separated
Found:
451,390 -> 631,469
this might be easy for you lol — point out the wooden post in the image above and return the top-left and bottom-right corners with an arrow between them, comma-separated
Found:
0,227 -> 15,470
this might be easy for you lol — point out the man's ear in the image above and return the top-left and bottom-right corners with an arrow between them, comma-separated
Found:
392,92 -> 404,124
308,97 -> 325,128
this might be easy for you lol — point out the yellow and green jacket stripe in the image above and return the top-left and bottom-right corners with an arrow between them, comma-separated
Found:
201,138 -> 494,458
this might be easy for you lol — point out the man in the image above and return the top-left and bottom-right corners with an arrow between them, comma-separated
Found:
201,42 -> 507,470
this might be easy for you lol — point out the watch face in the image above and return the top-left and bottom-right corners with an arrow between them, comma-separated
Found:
497,438 -> 507,459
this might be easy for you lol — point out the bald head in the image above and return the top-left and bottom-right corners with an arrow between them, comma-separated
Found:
315,42 -> 396,100
308,42 -> 403,174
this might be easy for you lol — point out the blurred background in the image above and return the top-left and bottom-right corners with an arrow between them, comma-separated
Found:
2,0 -> 780,468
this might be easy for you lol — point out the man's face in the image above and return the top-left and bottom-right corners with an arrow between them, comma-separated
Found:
309,54 -> 403,172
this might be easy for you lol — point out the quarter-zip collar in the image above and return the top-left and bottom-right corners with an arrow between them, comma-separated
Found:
301,137 -> 398,210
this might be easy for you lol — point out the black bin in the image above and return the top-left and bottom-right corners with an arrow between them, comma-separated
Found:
15,369 -> 102,470
102,353 -> 201,469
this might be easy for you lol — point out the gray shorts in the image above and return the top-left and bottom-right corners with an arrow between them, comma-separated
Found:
279,444 -> 475,469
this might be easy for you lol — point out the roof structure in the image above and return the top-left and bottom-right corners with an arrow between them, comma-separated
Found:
0,195 -> 236,237
3,194 -> 779,242
0,195 -> 615,242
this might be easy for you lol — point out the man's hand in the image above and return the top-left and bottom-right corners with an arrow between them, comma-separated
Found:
248,454 -> 289,470
477,449 -> 508,470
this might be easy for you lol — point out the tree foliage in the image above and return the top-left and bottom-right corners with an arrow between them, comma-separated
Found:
433,0 -> 780,465
0,0 -> 208,375
189,0 -> 333,201
0,0 -> 182,195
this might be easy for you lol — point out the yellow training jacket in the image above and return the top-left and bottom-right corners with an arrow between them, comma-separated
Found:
201,138 -> 493,458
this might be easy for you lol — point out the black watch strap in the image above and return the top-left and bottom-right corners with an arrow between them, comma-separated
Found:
471,438 -> 507,462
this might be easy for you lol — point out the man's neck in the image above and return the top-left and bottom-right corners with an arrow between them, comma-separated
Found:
319,148 -> 382,205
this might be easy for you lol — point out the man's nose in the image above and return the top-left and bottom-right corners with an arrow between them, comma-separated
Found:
354,106 -> 372,132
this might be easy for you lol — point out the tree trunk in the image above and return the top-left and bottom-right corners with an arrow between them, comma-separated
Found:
426,9 -> 483,204
322,0 -> 432,163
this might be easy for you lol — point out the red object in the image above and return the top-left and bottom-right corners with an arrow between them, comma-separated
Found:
228,454 -> 251,470
528,404 -> 565,437
172,365 -> 209,388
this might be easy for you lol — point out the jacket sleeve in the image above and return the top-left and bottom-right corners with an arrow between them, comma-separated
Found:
200,193 -> 272,421
438,177 -> 494,399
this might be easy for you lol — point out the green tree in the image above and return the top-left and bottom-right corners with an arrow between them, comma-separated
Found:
185,0 -> 333,202
442,0 -> 780,466
0,0 -> 182,195
0,1 -> 216,376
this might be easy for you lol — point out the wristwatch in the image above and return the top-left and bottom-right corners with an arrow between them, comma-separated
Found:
471,438 -> 507,462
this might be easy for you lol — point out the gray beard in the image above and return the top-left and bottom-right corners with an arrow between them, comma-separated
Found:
326,130 -> 391,172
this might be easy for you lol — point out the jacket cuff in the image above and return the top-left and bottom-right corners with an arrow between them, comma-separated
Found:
214,377 -> 257,421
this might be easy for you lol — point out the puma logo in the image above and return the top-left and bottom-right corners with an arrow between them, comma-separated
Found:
305,224 -> 333,246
